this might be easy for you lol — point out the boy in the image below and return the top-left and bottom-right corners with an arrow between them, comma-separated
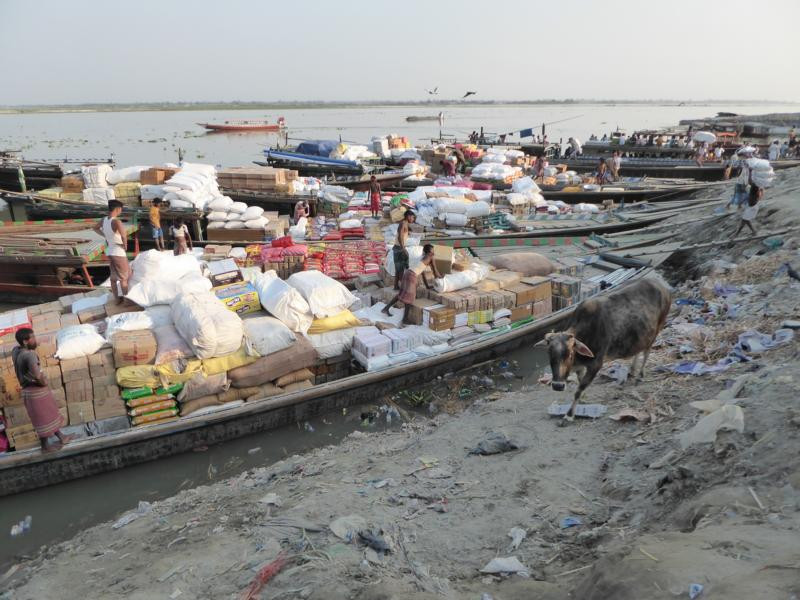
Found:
150,198 -> 164,251
170,218 -> 193,255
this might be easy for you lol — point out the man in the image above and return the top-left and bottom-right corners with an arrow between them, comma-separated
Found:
595,159 -> 613,184
768,140 -> 781,161
568,137 -> 582,157
713,144 -> 725,162
368,176 -> 381,219
609,150 -> 621,180
94,200 -> 129,303
294,199 -> 309,223
171,217 -> 193,255
382,244 -> 441,324
392,210 -> 415,290
452,146 -> 466,173
440,159 -> 456,177
149,198 -> 164,251
732,185 -> 762,238
12,328 -> 72,452
726,147 -> 754,209
533,155 -> 548,179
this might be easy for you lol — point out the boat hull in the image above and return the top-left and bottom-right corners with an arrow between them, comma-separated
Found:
199,123 -> 282,132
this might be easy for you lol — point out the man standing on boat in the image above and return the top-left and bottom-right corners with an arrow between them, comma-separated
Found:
94,200 -> 129,303
12,328 -> 72,453
392,210 -> 415,290
150,198 -> 164,251
607,150 -> 622,180
368,176 -> 381,220
294,199 -> 310,223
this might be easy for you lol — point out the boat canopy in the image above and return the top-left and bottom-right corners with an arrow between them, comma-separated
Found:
295,140 -> 339,157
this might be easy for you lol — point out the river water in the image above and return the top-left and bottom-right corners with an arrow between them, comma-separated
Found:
1,102 -> 797,168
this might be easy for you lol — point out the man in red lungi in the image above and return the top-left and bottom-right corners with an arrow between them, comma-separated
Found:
12,328 -> 72,452
369,175 -> 382,219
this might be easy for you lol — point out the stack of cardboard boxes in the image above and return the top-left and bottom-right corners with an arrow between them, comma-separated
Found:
217,167 -> 297,194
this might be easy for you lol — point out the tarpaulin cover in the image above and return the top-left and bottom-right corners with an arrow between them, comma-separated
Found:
295,140 -> 340,157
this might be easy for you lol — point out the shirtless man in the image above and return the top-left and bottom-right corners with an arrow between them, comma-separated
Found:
392,210 -> 415,289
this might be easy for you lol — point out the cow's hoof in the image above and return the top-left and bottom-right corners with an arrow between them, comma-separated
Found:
558,414 -> 575,426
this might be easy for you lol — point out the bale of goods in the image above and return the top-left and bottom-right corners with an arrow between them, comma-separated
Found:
489,252 -> 557,277
242,316 -> 296,357
171,291 -> 244,359
229,336 -> 317,388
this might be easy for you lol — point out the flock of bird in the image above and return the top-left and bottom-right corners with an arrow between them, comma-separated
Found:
426,87 -> 476,99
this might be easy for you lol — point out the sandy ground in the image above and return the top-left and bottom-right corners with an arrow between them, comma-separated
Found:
4,169 -> 800,600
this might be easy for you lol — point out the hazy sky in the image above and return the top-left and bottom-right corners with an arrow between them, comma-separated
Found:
1,0 -> 798,105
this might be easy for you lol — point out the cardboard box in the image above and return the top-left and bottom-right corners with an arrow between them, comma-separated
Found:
432,245 -> 453,275
61,175 -> 85,192
555,257 -> 583,277
60,313 -> 80,328
510,303 -> 533,322
213,282 -> 260,315
0,372 -> 22,406
486,270 -> 522,289
91,373 -> 118,398
31,312 -> 61,334
78,305 -> 107,324
67,401 -> 95,425
3,404 -> 31,428
59,293 -> 85,312
105,299 -> 144,317
207,258 -> 242,287
42,364 -> 63,386
552,275 -> 581,299
505,283 -> 541,307
467,309 -> 494,325
6,424 -> 38,450
59,356 -> 90,384
112,330 -> 157,367
533,298 -> 552,318
518,276 -> 553,303
88,348 -> 115,377
93,394 -> 127,420
65,379 -> 93,404
140,168 -> 166,185
407,298 -> 439,326
0,309 -> 31,338
51,386 -> 66,407
35,333 -> 57,359
427,307 -> 456,331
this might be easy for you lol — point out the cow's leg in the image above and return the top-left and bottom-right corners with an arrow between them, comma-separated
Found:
565,362 -> 601,421
629,354 -> 640,383
638,348 -> 652,379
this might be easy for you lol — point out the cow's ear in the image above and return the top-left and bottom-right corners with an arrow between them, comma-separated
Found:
574,339 -> 594,358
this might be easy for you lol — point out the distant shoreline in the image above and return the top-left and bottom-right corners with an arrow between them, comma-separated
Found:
0,99 -> 795,115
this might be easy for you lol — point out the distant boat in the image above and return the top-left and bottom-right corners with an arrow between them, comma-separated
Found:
198,117 -> 286,132
406,111 -> 444,123
716,112 -> 738,118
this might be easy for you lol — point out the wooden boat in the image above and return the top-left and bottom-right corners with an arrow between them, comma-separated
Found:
258,152 -> 365,177
198,118 -> 285,132
321,171 -> 409,191
406,112 -> 444,123
0,243 -> 667,496
538,180 -> 724,203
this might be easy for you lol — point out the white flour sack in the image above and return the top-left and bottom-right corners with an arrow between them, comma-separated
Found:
287,270 -> 356,318
55,325 -> 107,359
171,291 -> 244,359
247,270 -> 313,334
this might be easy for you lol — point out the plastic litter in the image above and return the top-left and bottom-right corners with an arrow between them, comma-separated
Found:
480,556 -> 530,578
508,527 -> 526,550
689,583 -> 704,599
560,516 -> 583,529
736,328 -> 794,353
330,515 -> 367,543
678,404 -> 745,449
304,422 -> 315,432
358,529 -> 391,554
9,515 -> 32,537
259,493 -> 282,507
609,408 -> 650,422
548,403 -> 607,418
112,501 -> 152,529
468,432 -> 520,455
602,363 -> 629,384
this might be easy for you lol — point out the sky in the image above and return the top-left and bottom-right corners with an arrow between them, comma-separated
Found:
1,0 -> 798,105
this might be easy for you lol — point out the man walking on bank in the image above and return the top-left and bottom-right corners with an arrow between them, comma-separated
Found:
12,328 -> 72,452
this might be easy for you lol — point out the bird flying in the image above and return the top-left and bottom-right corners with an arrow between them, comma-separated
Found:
426,87 -> 438,95
462,91 -> 477,99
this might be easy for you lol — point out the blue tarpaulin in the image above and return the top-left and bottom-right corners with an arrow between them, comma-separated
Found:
295,140 -> 339,157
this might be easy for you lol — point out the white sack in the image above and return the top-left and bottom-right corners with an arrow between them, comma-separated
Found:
243,315 -> 296,357
126,271 -> 212,307
242,206 -> 264,221
207,211 -> 229,222
247,271 -> 314,334
171,291 -> 244,359
71,294 -> 109,314
229,201 -> 248,214
225,220 -> 245,229
82,187 -> 115,204
81,164 -> 112,188
55,325 -> 107,360
208,196 -> 234,211
106,166 -> 148,184
304,328 -> 355,359
287,270 -> 357,318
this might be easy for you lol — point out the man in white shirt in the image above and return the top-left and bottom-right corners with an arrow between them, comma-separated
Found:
768,140 -> 781,161
569,137 -> 583,157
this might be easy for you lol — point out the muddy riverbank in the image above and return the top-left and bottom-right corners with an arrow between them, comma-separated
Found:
3,169 -> 800,599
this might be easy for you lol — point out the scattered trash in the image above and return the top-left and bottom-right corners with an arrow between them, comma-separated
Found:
548,403 -> 607,418
678,404 -> 745,449
468,432 -> 520,456
763,236 -> 784,249
384,406 -> 401,424
169,589 -> 182,599
676,298 -> 705,307
358,529 -> 391,554
560,516 -> 583,529
481,594 -> 495,600
112,501 -> 152,529
422,467 -> 453,479
369,478 -> 396,488
247,447 -> 261,455
781,320 -> 800,330
480,556 -> 530,578
9,515 -> 32,537
241,552 -> 288,600
736,328 -> 794,353
538,373 -> 553,385
417,456 -> 439,468
303,422 -> 315,432
329,515 -> 367,543
649,450 -> 678,469
601,363 -> 629,384
609,408 -> 650,423
689,583 -> 704,599
259,493 -> 283,507
507,527 -> 526,550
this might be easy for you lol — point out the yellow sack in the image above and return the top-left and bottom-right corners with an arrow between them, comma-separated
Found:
201,347 -> 256,376
116,365 -> 159,389
155,359 -> 204,384
307,310 -> 361,334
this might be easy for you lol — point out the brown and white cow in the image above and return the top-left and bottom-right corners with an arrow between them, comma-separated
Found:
538,277 -> 671,420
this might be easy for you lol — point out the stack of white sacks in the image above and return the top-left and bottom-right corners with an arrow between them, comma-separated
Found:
748,158 -> 776,188
404,186 -> 493,228
471,147 -> 524,181
81,164 -> 116,204
206,196 -> 268,230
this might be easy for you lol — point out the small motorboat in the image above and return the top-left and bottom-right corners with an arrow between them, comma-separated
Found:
198,117 -> 286,132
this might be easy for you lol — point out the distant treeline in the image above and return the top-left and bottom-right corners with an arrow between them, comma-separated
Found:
0,99 -> 794,114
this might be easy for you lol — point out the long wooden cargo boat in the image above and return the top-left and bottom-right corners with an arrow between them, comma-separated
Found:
0,253 -> 660,496
198,118 -> 285,132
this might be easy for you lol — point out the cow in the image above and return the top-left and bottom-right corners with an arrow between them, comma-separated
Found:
537,277 -> 672,421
